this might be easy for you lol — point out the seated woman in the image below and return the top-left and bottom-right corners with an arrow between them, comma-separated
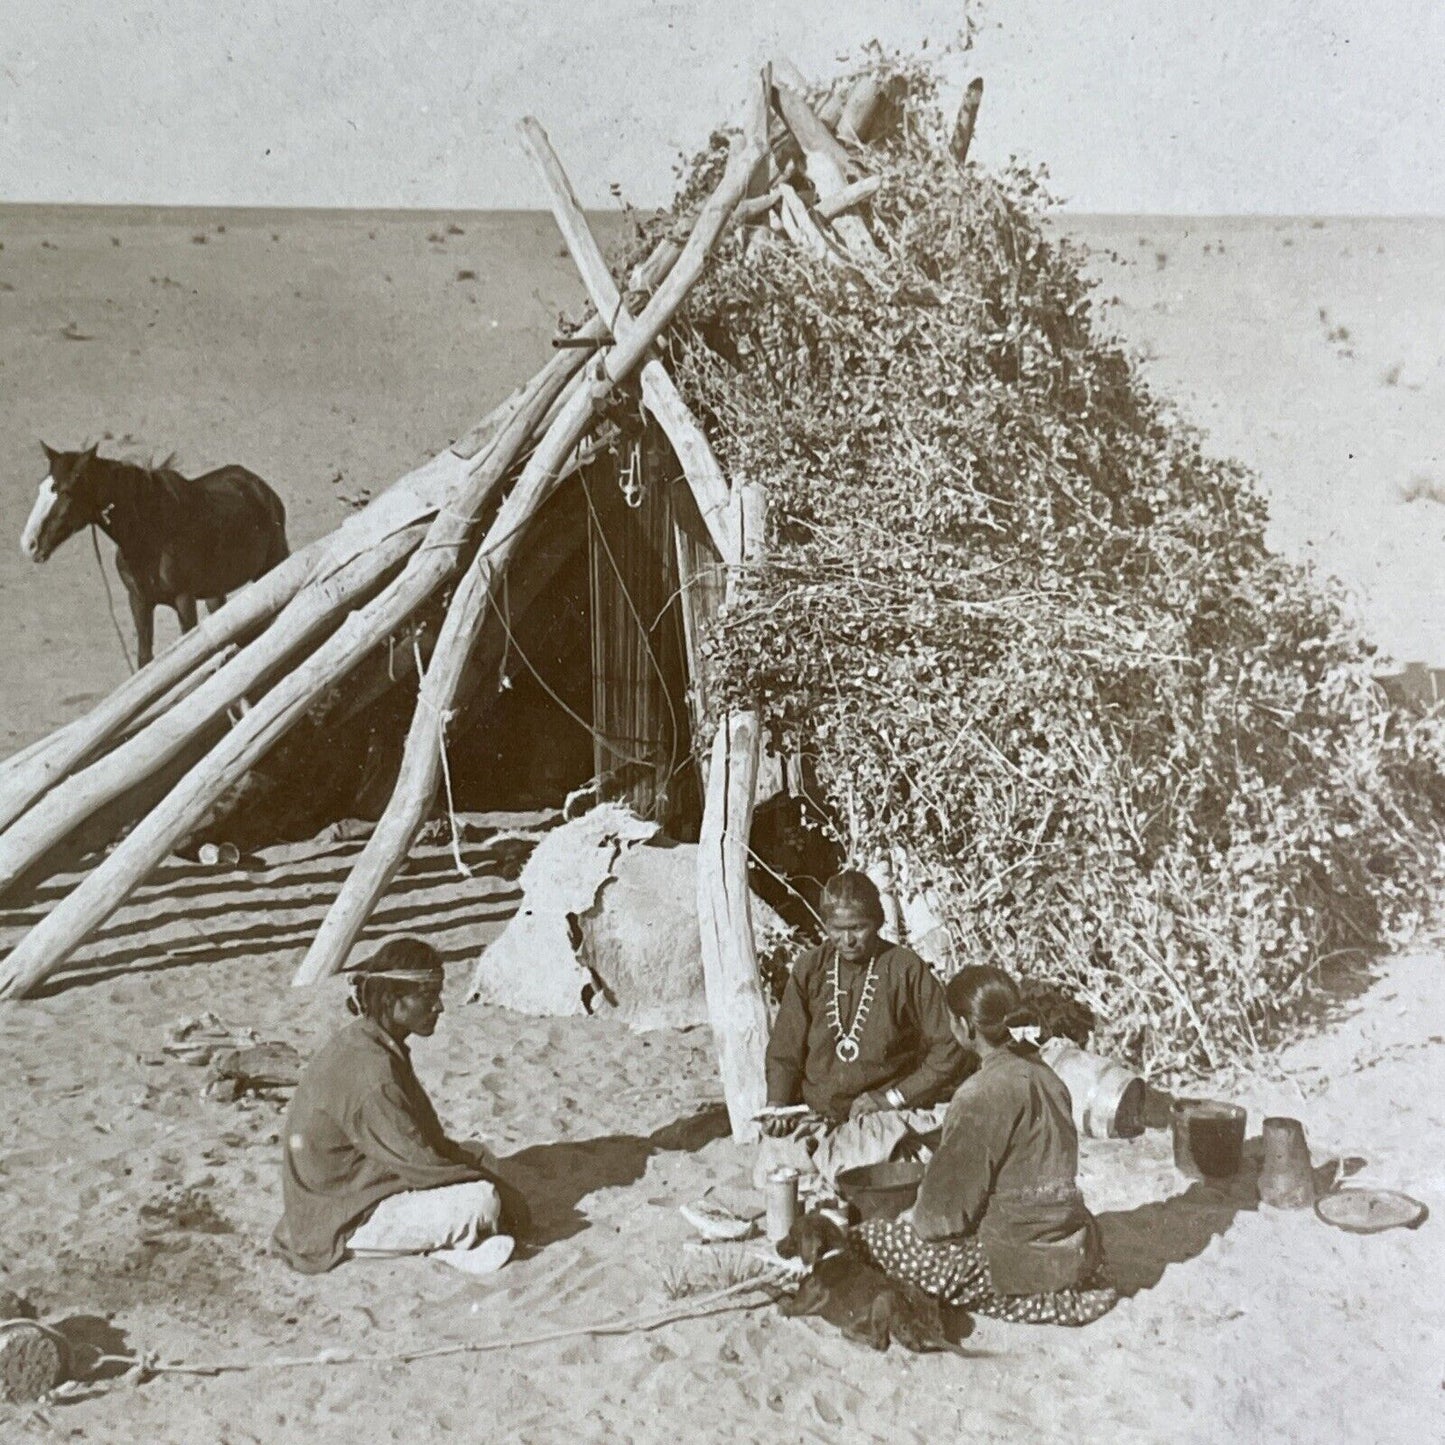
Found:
854,965 -> 1118,1326
758,870 -> 968,1185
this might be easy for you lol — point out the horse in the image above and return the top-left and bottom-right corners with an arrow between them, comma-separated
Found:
20,442 -> 289,667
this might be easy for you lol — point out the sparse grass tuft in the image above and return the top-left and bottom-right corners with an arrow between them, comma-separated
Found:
657,1250 -> 778,1302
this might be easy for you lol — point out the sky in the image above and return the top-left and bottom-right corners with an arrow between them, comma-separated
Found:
2,0 -> 1442,213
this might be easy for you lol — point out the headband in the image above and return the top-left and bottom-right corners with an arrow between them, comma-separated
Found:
346,968 -> 443,983
346,966 -> 442,1009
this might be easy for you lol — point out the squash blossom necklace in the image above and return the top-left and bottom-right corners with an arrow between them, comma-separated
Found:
827,950 -> 879,1063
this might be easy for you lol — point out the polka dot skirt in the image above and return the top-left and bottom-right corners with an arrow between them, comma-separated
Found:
855,1218 -> 1119,1327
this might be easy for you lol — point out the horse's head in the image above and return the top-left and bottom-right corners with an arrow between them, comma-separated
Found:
20,443 -> 100,562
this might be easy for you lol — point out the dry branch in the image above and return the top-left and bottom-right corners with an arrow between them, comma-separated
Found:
951,78 -> 985,167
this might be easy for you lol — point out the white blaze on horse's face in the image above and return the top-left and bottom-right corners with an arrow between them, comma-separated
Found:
20,476 -> 58,561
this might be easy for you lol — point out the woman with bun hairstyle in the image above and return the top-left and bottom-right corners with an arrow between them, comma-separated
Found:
854,965 -> 1118,1325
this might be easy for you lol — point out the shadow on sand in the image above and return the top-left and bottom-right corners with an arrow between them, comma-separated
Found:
497,1105 -> 733,1246
1096,1134 -> 1351,1297
1097,1155 -> 1260,1298
33,1314 -> 136,1404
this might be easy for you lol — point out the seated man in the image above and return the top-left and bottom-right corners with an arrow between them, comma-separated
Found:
758,870 -> 969,1187
273,937 -> 528,1276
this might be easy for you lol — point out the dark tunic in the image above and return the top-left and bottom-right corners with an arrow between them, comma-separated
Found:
764,942 -> 967,1122
272,1018 -> 486,1273
911,1045 -> 1101,1295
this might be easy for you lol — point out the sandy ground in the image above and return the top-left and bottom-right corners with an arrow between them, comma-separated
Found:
0,209 -> 1442,1443
0,910 -> 1440,1443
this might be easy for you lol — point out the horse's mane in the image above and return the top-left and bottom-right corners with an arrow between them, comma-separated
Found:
87,447 -> 184,486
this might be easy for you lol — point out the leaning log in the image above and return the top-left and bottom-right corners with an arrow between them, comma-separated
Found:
293,371 -> 595,982
294,76 -> 772,989
516,118 -> 739,560
0,521 -> 427,896
772,84 -> 882,264
120,645 -> 240,741
776,183 -> 844,265
837,75 -> 886,145
0,357 -> 587,998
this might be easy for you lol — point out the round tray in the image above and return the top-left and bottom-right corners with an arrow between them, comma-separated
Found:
1314,1188 -> 1428,1235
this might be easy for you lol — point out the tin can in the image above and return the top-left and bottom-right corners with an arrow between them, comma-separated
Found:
198,842 -> 241,868
765,1167 -> 800,1243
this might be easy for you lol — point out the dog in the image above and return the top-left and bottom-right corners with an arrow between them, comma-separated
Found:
776,1209 -> 973,1355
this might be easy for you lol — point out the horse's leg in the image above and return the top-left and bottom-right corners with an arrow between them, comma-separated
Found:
128,590 -> 154,669
196,594 -> 251,721
175,595 -> 198,633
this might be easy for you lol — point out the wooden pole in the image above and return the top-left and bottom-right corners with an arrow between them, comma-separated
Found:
772,85 -> 882,264
837,76 -> 886,145
0,182 -> 701,990
951,78 -> 985,168
815,175 -> 881,221
696,710 -> 771,1140
0,446 -> 462,834
292,78 -> 771,989
776,183 -> 844,265
0,522 -> 427,896
120,645 -> 240,739
772,84 -> 859,187
516,118 -> 738,560
816,81 -> 848,131
0,359 -> 585,999
293,375 -> 599,983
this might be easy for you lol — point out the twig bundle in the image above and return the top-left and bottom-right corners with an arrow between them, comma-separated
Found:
659,58 -> 1445,1072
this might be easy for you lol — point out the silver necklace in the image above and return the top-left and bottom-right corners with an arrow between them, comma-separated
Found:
827,952 -> 878,1063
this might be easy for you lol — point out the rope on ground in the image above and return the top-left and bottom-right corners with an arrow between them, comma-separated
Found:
54,1273 -> 781,1387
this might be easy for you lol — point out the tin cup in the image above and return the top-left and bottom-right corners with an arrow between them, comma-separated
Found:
765,1167 -> 800,1243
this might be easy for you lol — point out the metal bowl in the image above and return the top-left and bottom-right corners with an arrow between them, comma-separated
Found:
834,1160 -> 926,1221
